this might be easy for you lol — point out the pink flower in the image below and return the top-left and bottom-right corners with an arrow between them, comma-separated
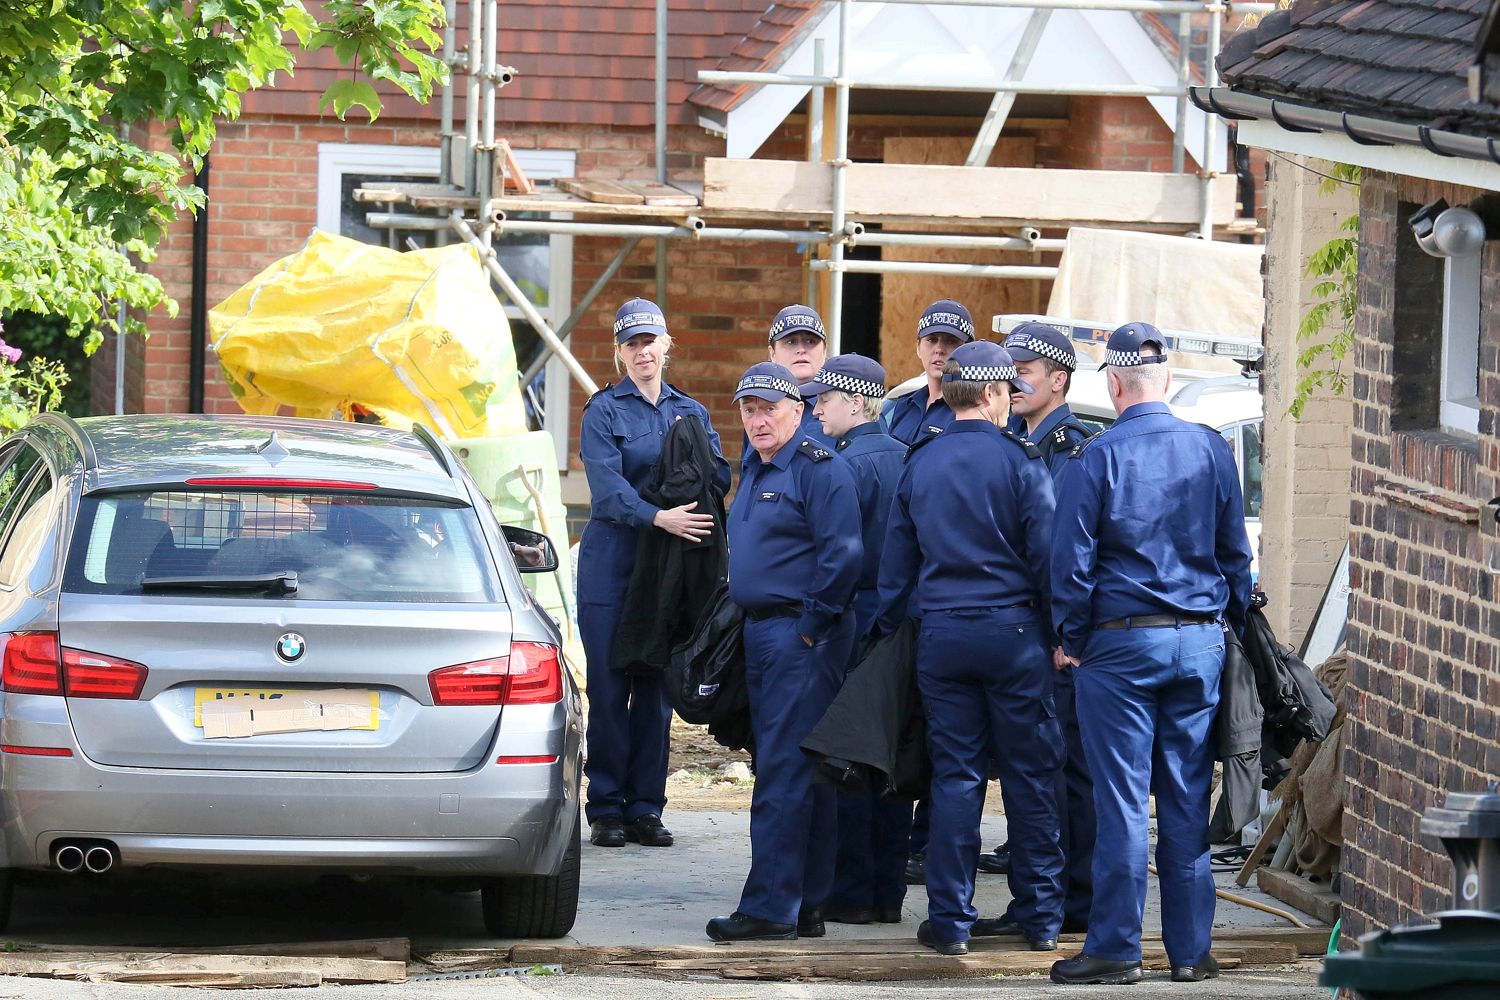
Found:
0,341 -> 21,364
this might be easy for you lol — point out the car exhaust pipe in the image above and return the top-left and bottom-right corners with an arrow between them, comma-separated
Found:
83,845 -> 116,875
53,843 -> 85,873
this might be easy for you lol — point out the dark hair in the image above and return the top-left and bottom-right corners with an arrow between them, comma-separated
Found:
939,359 -> 1008,410
1041,357 -> 1073,396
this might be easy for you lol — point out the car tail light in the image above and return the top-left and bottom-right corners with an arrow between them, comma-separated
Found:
2,632 -> 63,695
1,745 -> 73,757
62,648 -> 149,700
428,642 -> 562,706
0,633 -> 147,700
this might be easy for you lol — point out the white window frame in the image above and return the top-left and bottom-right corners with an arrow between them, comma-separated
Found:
315,143 -> 578,467
1440,252 -> 1481,437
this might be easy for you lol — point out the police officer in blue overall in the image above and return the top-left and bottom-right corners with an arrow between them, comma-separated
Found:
976,322 -> 1096,932
802,354 -> 911,925
884,299 -> 977,883
875,341 -> 1065,957
1049,323 -> 1253,986
767,303 -> 835,448
578,298 -> 730,850
884,299 -> 975,447
707,362 -> 862,942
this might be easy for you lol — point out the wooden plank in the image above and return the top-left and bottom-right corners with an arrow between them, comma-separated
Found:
709,952 -> 1244,983
702,158 -> 1237,228
556,177 -> 646,205
1237,803 -> 1289,887
615,181 -> 699,207
35,938 -> 410,963
498,139 -> 536,196
0,952 -> 404,984
1213,925 -> 1335,956
62,969 -> 322,988
1258,867 -> 1342,926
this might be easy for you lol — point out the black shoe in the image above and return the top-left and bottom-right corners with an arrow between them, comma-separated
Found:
1049,954 -> 1144,985
971,915 -> 1025,938
1030,937 -> 1059,952
1171,953 -> 1220,983
706,912 -> 797,942
589,816 -> 626,848
797,907 -> 825,938
977,843 -> 1011,875
876,905 -> 904,923
624,814 -> 674,847
904,852 -> 926,885
917,919 -> 969,956
822,904 -> 876,925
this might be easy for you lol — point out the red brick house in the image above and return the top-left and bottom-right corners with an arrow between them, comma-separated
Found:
1194,0 -> 1500,936
99,0 -> 1241,488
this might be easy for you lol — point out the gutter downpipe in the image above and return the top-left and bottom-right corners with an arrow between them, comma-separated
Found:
1198,8 -> 1221,240
655,0 -> 669,309
188,156 -> 209,413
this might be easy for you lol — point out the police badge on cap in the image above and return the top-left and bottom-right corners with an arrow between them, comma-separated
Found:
734,361 -> 803,403
1004,322 -> 1077,372
915,299 -> 976,343
768,304 -> 827,343
1099,321 -> 1170,371
613,297 -> 668,343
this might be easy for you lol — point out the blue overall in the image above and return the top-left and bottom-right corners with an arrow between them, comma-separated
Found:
1051,401 -> 1253,967
876,420 -> 1064,946
1012,403 -> 1098,926
729,436 -> 862,925
578,379 -> 730,826
884,389 -> 954,448
825,422 -> 912,915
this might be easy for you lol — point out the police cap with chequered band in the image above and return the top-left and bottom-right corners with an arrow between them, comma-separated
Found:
915,299 -> 976,343
940,341 -> 1034,394
799,353 -> 888,399
1004,322 -> 1077,372
613,297 -> 668,343
1098,321 -> 1170,371
733,361 -> 804,403
768,304 -> 827,343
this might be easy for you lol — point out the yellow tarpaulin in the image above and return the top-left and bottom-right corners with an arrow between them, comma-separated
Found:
210,230 -> 526,438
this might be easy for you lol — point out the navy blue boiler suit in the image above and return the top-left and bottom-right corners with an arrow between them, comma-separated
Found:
825,422 -> 912,916
875,421 -> 1065,946
1017,403 -> 1098,928
884,390 -> 955,447
728,437 -> 862,926
1051,401 -> 1253,967
578,380 -> 730,825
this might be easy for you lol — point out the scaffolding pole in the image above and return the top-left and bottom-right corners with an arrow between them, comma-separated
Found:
1199,9 -> 1222,240
828,0 -> 852,352
451,213 -> 599,396
521,237 -> 645,385
811,259 -> 1060,279
698,71 -> 1188,98
967,8 -> 1052,167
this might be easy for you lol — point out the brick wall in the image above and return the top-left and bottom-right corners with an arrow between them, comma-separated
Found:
1258,154 -> 1356,644
1342,169 -> 1500,937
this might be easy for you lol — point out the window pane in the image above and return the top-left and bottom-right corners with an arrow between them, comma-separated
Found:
340,172 -> 440,249
0,470 -> 58,585
65,492 -> 498,604
0,445 -> 44,544
1241,422 -> 1263,518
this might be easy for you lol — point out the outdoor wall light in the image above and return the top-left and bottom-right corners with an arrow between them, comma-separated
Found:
1409,199 -> 1488,258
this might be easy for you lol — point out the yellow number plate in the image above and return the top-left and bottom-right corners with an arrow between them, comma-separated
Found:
193,688 -> 380,731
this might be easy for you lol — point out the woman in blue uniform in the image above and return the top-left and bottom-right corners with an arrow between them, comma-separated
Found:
578,298 -> 730,849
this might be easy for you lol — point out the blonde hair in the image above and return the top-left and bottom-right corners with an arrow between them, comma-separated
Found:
827,389 -> 884,422
613,333 -> 673,377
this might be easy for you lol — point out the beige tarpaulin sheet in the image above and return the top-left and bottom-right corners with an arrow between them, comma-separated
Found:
210,231 -> 525,438
1046,227 -> 1265,368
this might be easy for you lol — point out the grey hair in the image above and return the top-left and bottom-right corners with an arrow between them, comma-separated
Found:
1109,354 -> 1170,395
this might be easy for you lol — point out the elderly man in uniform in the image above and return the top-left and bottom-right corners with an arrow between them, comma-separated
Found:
1049,323 -> 1253,986
706,361 -> 863,942
875,341 -> 1065,957
975,322 -> 1095,931
802,354 -> 911,925
885,299 -> 975,448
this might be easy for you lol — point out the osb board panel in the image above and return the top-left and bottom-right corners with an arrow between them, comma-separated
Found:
879,137 -> 1046,382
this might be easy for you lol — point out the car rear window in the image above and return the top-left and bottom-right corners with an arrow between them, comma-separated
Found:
63,490 -> 498,603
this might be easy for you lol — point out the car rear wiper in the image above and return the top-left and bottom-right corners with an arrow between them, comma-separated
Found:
140,572 -> 299,595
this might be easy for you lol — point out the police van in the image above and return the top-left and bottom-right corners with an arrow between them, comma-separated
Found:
885,314 -> 1263,580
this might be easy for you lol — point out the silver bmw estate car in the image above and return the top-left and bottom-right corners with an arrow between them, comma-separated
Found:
0,413 -> 582,936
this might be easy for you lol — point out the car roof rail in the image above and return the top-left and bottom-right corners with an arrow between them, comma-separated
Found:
409,422 -> 454,477
32,412 -> 98,473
